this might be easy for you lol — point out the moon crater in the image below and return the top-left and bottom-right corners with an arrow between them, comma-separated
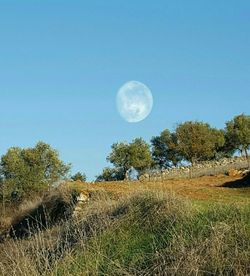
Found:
116,81 -> 153,123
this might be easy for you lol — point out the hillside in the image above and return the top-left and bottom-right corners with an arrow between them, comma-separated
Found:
0,174 -> 250,275
70,173 -> 250,205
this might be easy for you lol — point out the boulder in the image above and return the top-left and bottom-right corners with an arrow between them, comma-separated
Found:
228,169 -> 241,177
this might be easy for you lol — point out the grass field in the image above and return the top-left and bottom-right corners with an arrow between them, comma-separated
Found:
0,174 -> 250,275
69,174 -> 250,206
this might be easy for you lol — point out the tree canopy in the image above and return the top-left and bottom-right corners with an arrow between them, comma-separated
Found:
0,142 -> 70,198
96,167 -> 124,182
71,172 -> 87,182
175,121 -> 225,164
225,114 -> 250,158
151,129 -> 182,168
107,138 -> 152,179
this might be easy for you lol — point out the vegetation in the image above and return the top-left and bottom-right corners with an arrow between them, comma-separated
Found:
96,167 -> 124,182
0,142 -> 70,201
0,188 -> 250,275
71,172 -> 87,182
95,114 -> 250,181
0,109 -> 250,274
151,129 -> 182,168
175,121 -> 225,164
225,114 -> 250,158
105,138 -> 152,180
0,114 -> 249,186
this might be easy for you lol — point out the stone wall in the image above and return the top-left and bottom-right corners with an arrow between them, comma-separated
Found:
140,157 -> 250,181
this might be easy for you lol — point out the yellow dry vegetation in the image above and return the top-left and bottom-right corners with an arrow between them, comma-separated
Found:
68,174 -> 250,205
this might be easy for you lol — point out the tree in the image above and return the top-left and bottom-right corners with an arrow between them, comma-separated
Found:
175,121 -> 225,164
0,142 -> 70,198
225,114 -> 250,158
107,138 -> 152,179
128,138 -> 153,172
214,129 -> 234,159
151,129 -> 182,168
107,142 -> 130,177
71,172 -> 87,182
95,167 -> 124,182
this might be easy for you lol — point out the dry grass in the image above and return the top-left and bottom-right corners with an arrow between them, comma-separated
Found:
0,186 -> 78,241
68,174 -> 250,205
0,175 -> 250,275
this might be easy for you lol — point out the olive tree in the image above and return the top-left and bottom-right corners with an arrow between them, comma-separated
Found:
175,121 -> 225,164
151,129 -> 182,168
71,172 -> 87,182
0,142 -> 70,198
225,114 -> 250,158
95,167 -> 124,182
107,138 -> 152,179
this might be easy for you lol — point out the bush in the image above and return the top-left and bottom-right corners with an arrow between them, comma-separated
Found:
0,142 -> 70,200
71,172 -> 87,182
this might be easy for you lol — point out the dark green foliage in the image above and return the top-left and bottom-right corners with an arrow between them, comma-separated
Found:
175,121 -> 225,164
151,129 -> 182,168
215,130 -> 235,159
95,167 -> 124,182
71,172 -> 87,182
225,114 -> 250,158
106,138 -> 152,180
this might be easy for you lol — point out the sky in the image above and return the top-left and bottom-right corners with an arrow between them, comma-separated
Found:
0,1 -> 249,180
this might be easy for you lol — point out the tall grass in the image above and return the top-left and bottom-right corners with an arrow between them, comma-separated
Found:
0,189 -> 250,275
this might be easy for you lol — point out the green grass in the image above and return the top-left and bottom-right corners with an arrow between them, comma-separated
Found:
1,188 -> 250,275
52,192 -> 250,275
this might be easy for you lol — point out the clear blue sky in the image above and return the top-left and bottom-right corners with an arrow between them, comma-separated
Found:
0,1 -> 249,180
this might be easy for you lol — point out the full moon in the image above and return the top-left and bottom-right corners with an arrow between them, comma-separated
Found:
116,81 -> 153,123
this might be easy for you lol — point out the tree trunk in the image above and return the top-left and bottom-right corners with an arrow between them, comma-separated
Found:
189,168 -> 192,179
245,148 -> 250,169
190,158 -> 195,179
2,182 -> 5,218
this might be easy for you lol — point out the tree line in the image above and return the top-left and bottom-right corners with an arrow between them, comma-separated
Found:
0,114 -> 249,202
96,114 -> 250,181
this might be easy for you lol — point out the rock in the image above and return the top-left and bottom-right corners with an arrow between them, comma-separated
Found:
73,191 -> 90,218
228,169 -> 240,177
77,191 -> 90,203
139,174 -> 149,182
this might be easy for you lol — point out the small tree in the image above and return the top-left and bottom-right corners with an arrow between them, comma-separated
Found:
0,142 -> 70,198
107,142 -> 130,177
107,138 -> 152,179
128,138 -> 153,173
71,172 -> 87,182
151,129 -> 182,168
225,114 -> 250,159
95,167 -> 124,182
